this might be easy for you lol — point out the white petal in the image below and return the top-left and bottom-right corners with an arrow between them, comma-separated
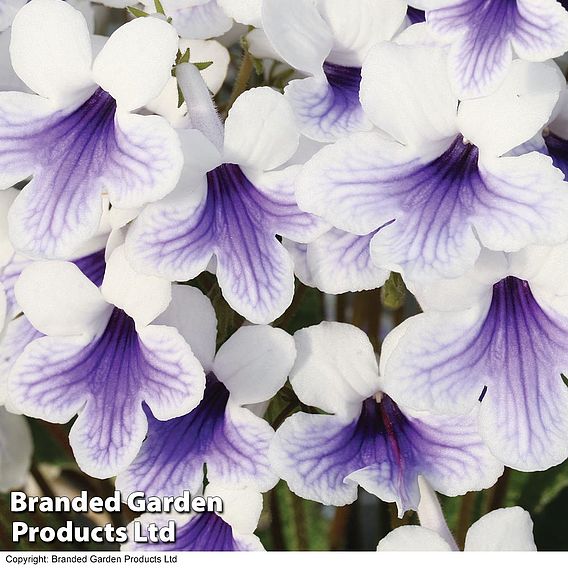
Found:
291,322 -> 380,419
10,0 -> 94,105
217,0 -> 261,26
154,284 -> 217,372
377,526 -> 452,552
213,325 -> 295,406
181,39 -> 230,95
360,41 -> 458,148
458,61 -> 565,157
101,245 -> 171,328
0,408 -> 33,492
15,261 -> 110,337
307,229 -> 389,294
319,0 -> 407,67
205,482 -> 263,535
261,0 -> 332,76
224,87 -> 299,171
408,249 -> 508,313
93,17 -> 179,111
465,507 -> 536,551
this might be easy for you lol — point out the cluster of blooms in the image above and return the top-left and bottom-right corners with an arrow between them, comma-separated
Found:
2,0 -> 568,552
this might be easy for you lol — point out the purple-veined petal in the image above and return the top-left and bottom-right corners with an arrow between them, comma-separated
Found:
116,373 -> 277,497
129,512 -> 263,551
385,276 -> 568,471
244,165 -> 329,244
128,163 -> 302,324
300,130 -> 568,282
425,0 -> 568,98
307,228 -> 389,294
285,64 -> 372,143
0,316 -> 42,405
8,308 -> 205,478
4,88 -> 181,259
271,395 -> 501,513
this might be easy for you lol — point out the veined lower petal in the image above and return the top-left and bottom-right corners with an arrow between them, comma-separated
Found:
285,63 -> 371,143
128,163 -> 304,323
307,228 -> 389,294
125,512 -> 264,551
384,276 -> 568,471
8,308 -> 205,478
425,0 -> 568,98
116,373 -> 277,497
2,88 -> 181,259
271,395 -> 501,513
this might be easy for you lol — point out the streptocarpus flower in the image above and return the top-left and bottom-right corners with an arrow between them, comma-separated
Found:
382,247 -> 568,471
126,64 -> 327,324
0,406 -> 32,491
270,322 -> 503,515
0,0 -> 183,259
297,40 -> 568,283
378,507 -> 536,551
411,0 -> 568,99
123,485 -> 264,552
256,0 -> 407,142
6,246 -> 205,478
116,285 -> 295,498
0,189 -> 109,405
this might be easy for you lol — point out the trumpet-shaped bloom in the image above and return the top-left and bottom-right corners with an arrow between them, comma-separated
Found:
270,322 -> 503,515
0,406 -> 32,491
127,66 -> 327,324
124,485 -> 264,551
297,41 -> 568,284
383,247 -> 568,471
0,0 -> 183,259
7,247 -> 205,478
0,190 -> 109,405
378,506 -> 536,551
116,285 -> 295,497
258,0 -> 407,142
412,0 -> 568,98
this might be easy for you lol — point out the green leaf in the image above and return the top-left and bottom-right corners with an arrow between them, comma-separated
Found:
127,6 -> 148,18
154,0 -> 165,15
380,272 -> 406,310
194,61 -> 213,71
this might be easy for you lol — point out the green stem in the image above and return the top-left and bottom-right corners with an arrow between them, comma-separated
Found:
223,49 -> 254,115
